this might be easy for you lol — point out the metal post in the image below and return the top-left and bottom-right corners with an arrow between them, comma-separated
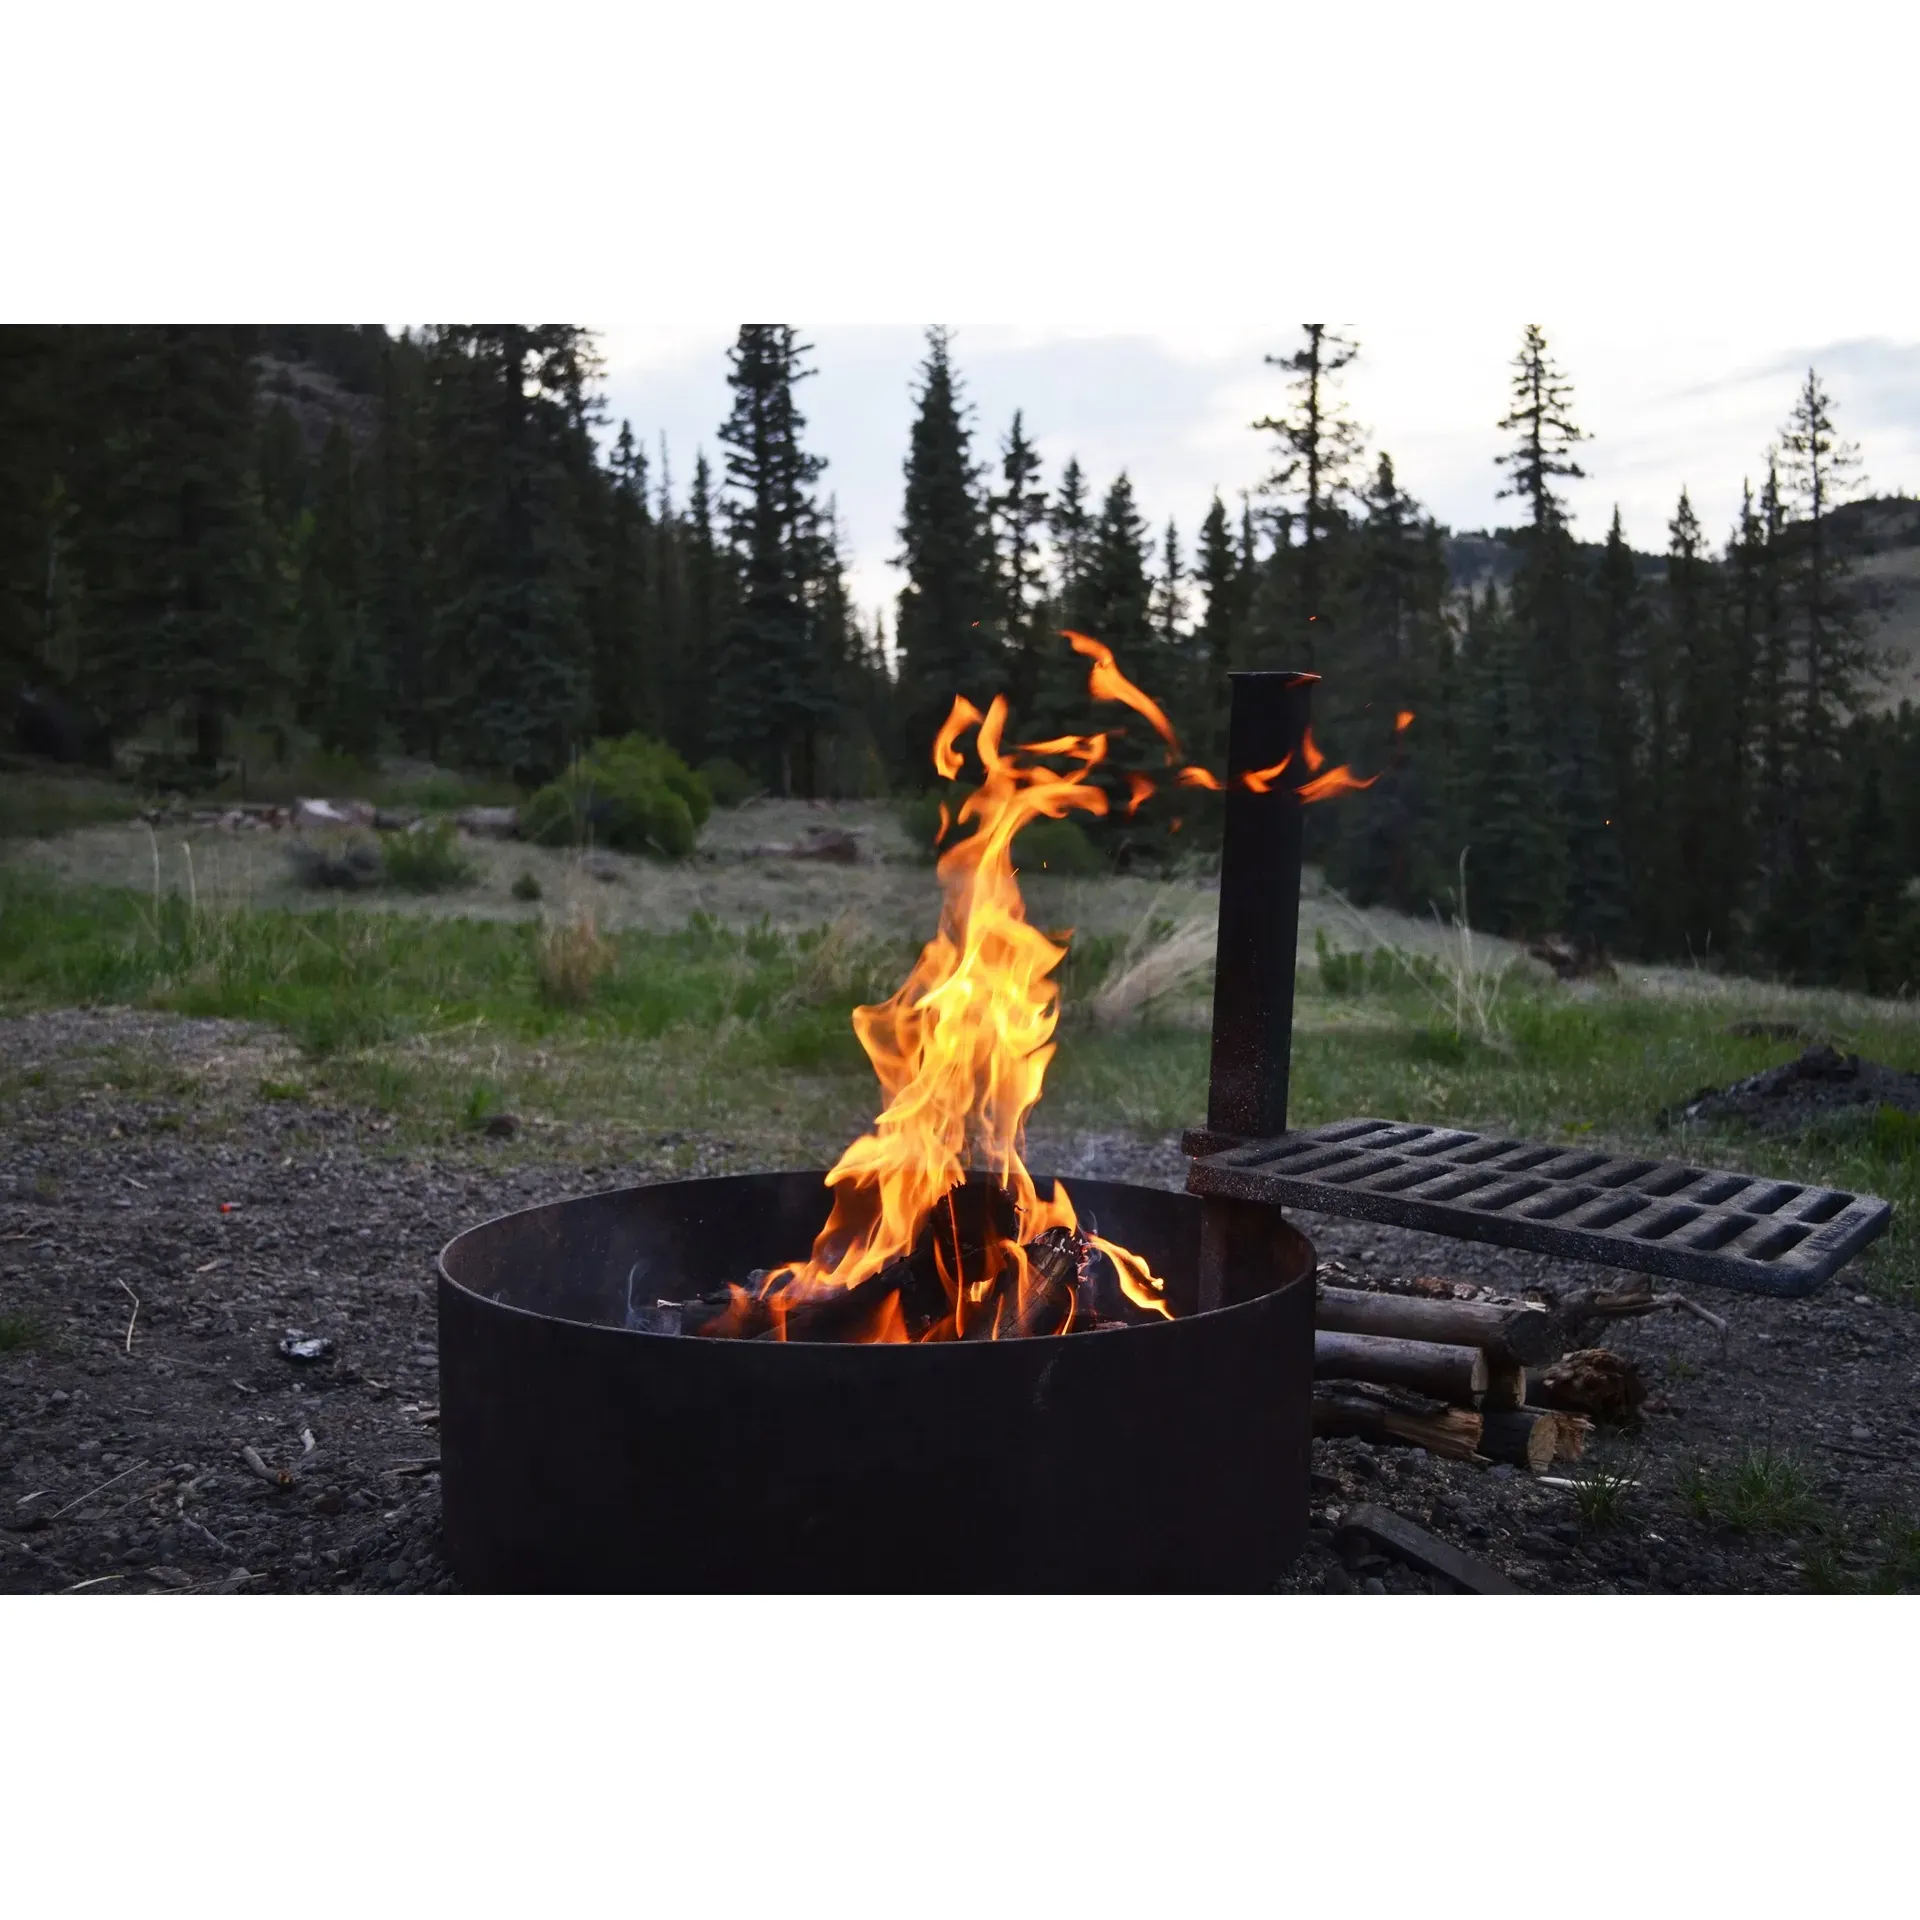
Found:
1190,671 -> 1315,1312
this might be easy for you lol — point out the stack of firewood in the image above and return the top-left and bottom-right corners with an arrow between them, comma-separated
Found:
1310,1269 -> 1722,1471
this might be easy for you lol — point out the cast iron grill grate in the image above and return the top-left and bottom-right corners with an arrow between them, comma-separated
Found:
1187,1118 -> 1893,1297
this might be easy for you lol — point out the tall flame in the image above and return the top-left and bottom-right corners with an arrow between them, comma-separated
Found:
758,631 -> 1407,1341
765,691 -> 1170,1333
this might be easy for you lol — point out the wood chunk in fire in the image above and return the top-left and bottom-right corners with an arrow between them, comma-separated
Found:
957,1226 -> 1092,1341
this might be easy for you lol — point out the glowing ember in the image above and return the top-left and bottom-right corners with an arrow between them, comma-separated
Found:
739,634 -> 1404,1343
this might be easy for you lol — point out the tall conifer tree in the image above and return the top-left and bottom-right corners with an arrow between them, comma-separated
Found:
895,328 -> 996,763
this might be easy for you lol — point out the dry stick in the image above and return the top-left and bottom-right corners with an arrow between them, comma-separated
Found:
46,1459 -> 152,1522
118,1277 -> 141,1353
1314,1329 -> 1489,1405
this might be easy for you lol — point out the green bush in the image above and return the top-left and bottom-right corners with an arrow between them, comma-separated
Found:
1014,817 -> 1106,878
381,818 -> 476,892
698,756 -> 759,809
521,735 -> 710,860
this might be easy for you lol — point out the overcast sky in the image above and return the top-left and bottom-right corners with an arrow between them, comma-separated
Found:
600,325 -> 1920,632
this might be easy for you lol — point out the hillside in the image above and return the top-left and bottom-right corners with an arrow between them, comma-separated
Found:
1441,496 -> 1920,714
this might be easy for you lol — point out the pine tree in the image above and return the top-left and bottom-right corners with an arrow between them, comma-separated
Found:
895,328 -> 997,765
1590,508 -> 1645,889
1490,326 -> 1618,945
1047,456 -> 1095,631
1495,325 -> 1588,534
1082,473 -> 1154,657
1190,491 -> 1241,763
368,331 -> 428,755
1254,325 -> 1364,671
1327,455 -> 1454,908
0,327 -> 67,712
713,326 -> 829,795
421,325 -> 600,782
1759,370 -> 1872,976
990,409 -> 1049,719
676,448 -> 730,768
295,420 -> 383,758
593,420 -> 655,739
1456,582 -> 1565,935
68,325 -> 273,767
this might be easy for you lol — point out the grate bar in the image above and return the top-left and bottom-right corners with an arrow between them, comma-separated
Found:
1187,1119 -> 1891,1296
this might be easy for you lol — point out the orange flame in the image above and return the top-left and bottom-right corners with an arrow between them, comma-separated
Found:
1066,630 -> 1183,762
1395,709 -> 1416,732
761,691 -> 1172,1337
1299,765 -> 1379,802
750,629 -> 1397,1343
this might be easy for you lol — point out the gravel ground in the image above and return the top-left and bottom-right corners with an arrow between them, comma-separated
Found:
4,1010 -> 1916,1595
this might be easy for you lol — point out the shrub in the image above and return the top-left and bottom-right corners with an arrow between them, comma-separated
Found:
381,818 -> 476,892
698,756 -> 759,809
1015,817 -> 1105,878
521,734 -> 710,860
287,831 -> 383,890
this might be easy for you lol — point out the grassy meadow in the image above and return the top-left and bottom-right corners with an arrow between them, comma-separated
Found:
3,782 -> 1917,1299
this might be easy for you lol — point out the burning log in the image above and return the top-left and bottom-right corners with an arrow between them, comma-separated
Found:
666,1221 -> 1103,1344
1314,1329 -> 1489,1405
1315,1282 -> 1555,1367
956,1226 -> 1089,1341
1312,1381 -> 1483,1461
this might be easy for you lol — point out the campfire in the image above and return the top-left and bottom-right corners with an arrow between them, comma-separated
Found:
656,632 -> 1388,1347
434,653 -> 1889,1592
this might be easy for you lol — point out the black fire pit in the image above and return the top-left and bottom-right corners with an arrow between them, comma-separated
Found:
439,1171 -> 1316,1592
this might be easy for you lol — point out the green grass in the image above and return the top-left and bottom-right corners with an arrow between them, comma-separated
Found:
0,1312 -> 43,1353
1,864 -> 1917,1297
1573,1458 -> 1640,1532
1683,1445 -> 1822,1534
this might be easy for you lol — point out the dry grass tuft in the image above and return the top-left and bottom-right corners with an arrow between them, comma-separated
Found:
535,902 -> 615,1008
1086,907 -> 1217,1028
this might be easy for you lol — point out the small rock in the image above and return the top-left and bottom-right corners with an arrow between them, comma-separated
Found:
1849,1425 -> 1874,1442
1361,1577 -> 1387,1595
45,1390 -> 70,1412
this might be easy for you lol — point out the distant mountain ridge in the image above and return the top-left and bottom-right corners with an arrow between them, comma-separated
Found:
1439,497 -> 1920,713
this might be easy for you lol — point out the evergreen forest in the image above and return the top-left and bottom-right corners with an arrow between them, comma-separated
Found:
2,321 -> 1916,992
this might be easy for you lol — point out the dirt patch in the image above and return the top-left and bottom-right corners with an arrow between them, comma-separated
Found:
4,1011 -> 1915,1596
1663,1044 -> 1920,1133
